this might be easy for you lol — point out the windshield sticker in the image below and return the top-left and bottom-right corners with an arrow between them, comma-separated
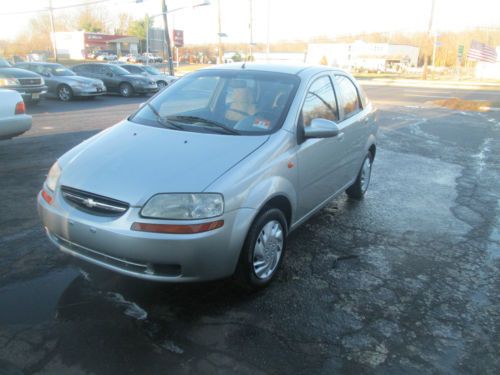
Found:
253,118 -> 271,129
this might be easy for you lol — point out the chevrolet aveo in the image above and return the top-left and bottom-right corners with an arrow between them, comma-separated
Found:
38,63 -> 378,289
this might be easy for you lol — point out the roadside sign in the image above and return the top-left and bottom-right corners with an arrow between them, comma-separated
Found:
457,44 -> 464,62
173,30 -> 184,48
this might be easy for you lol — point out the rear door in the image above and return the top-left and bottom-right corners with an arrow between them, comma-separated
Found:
331,74 -> 368,183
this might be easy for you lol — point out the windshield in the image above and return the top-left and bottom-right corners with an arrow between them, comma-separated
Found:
143,66 -> 160,75
0,58 -> 11,68
130,70 -> 300,135
109,65 -> 130,75
51,66 -> 76,76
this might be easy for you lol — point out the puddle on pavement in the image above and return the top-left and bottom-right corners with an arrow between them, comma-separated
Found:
0,267 -> 80,325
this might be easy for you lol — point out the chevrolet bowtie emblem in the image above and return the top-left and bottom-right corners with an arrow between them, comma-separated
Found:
82,198 -> 97,208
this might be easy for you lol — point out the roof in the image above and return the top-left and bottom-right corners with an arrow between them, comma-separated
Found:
202,62 -> 327,76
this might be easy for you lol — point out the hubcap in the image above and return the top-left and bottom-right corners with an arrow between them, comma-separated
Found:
59,87 -> 70,101
158,82 -> 166,89
253,220 -> 284,279
121,86 -> 130,96
360,156 -> 372,193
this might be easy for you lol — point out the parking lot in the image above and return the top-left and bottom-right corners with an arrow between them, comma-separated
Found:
1,85 -> 499,374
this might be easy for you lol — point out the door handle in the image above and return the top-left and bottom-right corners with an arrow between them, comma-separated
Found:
337,132 -> 345,141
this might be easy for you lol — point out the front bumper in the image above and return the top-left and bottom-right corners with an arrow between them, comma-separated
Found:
37,190 -> 254,282
73,86 -> 106,97
133,84 -> 159,94
10,86 -> 48,101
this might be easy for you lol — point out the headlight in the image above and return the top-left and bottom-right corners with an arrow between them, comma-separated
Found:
141,193 -> 224,220
46,162 -> 61,192
0,78 -> 20,87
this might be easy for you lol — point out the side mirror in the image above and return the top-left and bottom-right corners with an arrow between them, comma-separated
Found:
303,118 -> 340,139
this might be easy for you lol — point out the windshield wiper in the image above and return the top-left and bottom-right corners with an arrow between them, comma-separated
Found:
146,103 -> 183,131
166,115 -> 239,135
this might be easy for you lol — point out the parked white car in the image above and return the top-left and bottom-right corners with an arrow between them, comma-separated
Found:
0,89 -> 32,140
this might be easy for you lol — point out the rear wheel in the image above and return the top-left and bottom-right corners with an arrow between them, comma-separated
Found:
234,208 -> 287,290
57,85 -> 73,101
119,82 -> 134,97
346,151 -> 374,199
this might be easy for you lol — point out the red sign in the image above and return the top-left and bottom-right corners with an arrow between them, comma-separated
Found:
173,30 -> 184,48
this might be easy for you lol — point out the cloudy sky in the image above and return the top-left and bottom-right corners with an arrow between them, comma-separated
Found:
0,0 -> 499,44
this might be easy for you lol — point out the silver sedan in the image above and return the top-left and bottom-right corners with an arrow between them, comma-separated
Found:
16,62 -> 106,101
38,63 -> 378,289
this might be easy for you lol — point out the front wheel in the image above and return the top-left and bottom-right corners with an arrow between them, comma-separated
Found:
119,82 -> 134,97
157,81 -> 167,89
57,85 -> 73,101
234,208 -> 287,290
346,151 -> 374,199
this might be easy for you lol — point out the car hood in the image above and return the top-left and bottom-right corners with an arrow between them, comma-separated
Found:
58,121 -> 269,206
0,67 -> 41,78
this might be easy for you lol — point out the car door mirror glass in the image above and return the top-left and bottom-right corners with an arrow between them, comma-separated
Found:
304,118 -> 340,139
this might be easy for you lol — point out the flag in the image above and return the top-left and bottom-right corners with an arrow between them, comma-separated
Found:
467,40 -> 497,63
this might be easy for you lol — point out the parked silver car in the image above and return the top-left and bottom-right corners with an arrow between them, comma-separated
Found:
38,64 -> 377,288
120,64 -> 176,89
0,89 -> 32,140
15,62 -> 106,101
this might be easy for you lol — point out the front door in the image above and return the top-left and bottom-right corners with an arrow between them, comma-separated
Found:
296,75 -> 348,219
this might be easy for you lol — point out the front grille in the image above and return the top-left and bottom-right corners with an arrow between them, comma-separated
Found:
61,186 -> 129,216
19,77 -> 42,86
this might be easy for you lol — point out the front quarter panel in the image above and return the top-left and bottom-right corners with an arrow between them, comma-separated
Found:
205,130 -> 298,228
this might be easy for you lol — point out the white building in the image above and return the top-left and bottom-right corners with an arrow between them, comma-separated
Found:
475,46 -> 500,80
306,41 -> 419,71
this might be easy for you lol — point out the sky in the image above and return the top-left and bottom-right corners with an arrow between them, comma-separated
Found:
0,0 -> 499,44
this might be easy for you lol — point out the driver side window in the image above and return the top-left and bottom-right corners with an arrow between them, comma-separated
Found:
301,76 -> 338,127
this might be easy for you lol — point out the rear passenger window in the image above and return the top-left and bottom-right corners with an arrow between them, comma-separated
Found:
301,76 -> 338,126
335,75 -> 361,118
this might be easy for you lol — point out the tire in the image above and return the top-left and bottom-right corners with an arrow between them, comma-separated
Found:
119,82 -> 134,97
57,84 -> 73,101
234,208 -> 288,290
346,151 -> 374,199
157,81 -> 167,89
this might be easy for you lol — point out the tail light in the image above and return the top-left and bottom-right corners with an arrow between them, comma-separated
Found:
15,101 -> 26,115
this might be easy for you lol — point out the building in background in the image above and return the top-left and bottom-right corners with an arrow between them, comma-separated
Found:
306,41 -> 419,72
52,32 -> 139,60
474,45 -> 500,80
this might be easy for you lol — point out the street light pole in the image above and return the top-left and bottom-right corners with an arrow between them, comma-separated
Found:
48,0 -> 58,62
161,0 -> 174,75
422,0 -> 436,80
217,0 -> 223,64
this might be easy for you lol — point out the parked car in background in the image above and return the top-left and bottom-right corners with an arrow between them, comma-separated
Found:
0,58 -> 47,104
96,53 -> 117,61
118,54 -> 140,63
0,89 -> 32,140
71,63 -> 158,97
120,64 -> 176,89
141,53 -> 163,63
38,64 -> 378,288
15,62 -> 106,101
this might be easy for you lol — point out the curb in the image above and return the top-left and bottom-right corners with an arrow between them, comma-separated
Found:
358,79 -> 500,91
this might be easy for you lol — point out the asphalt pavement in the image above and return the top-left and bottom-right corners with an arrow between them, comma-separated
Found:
0,85 -> 499,374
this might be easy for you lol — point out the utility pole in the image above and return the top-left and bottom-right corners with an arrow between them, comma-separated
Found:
266,0 -> 270,61
217,0 -> 223,64
48,0 -> 58,62
248,0 -> 253,60
161,0 -> 174,75
422,0 -> 436,80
